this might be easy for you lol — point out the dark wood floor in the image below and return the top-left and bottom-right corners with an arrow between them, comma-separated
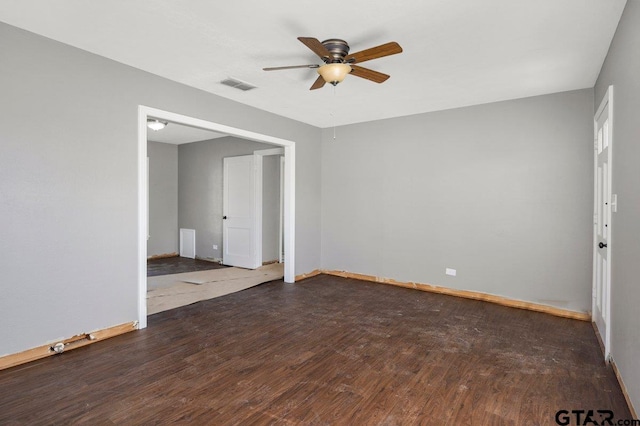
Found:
147,256 -> 228,277
0,275 -> 631,425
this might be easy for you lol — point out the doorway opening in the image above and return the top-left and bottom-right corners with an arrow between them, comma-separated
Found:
138,106 -> 296,329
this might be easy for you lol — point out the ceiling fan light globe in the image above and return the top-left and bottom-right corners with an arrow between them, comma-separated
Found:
317,63 -> 351,85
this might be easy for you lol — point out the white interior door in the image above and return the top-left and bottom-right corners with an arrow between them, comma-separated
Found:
223,155 -> 261,269
593,86 -> 613,360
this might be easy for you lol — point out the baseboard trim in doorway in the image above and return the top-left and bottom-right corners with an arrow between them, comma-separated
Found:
147,252 -> 178,260
295,269 -> 322,281
592,323 -> 637,417
611,357 -> 639,419
322,270 -> 591,322
592,322 -> 606,357
0,321 -> 138,371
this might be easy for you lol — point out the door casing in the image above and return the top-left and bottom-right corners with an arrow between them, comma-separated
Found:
592,85 -> 614,361
253,148 -> 285,266
137,106 -> 296,329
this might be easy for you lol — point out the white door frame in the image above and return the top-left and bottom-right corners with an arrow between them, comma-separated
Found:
592,85 -> 614,360
253,148 -> 284,265
138,106 -> 296,329
280,156 -> 285,263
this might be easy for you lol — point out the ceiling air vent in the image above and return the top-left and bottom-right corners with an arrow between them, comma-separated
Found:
220,77 -> 257,91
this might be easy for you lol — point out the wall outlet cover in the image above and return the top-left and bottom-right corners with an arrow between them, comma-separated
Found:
213,244 -> 218,250
446,268 -> 457,276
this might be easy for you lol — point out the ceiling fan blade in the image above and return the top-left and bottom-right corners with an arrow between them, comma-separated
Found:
310,75 -> 326,90
298,37 -> 331,60
263,64 -> 320,71
345,42 -> 403,64
350,65 -> 390,83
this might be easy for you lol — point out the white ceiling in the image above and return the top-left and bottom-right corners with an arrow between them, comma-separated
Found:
0,0 -> 627,128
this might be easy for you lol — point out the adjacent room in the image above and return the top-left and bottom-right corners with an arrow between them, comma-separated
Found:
145,121 -> 285,314
1,0 -> 638,423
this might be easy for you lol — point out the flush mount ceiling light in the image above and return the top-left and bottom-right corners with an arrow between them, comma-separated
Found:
317,63 -> 352,86
147,119 -> 168,131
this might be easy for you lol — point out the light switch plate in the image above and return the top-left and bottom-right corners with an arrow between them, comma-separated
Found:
611,194 -> 618,212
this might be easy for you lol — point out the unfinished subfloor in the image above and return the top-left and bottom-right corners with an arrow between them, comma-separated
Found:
147,263 -> 285,314
0,275 -> 631,424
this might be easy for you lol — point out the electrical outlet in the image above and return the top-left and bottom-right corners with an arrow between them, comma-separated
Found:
446,268 -> 456,276
212,244 -> 218,250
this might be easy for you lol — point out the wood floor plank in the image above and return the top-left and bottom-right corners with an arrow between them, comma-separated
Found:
0,275 -> 633,425
147,256 -> 228,277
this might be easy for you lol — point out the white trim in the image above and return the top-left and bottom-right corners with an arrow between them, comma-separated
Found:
137,108 -> 148,329
253,148 -> 285,267
146,157 -> 150,241
595,86 -> 613,122
284,144 -> 295,280
138,106 -> 296,329
254,153 -> 263,268
254,148 -> 284,156
592,85 -> 614,361
279,156 -> 285,263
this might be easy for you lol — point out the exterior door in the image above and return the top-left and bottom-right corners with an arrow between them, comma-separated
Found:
593,86 -> 613,360
223,155 -> 261,269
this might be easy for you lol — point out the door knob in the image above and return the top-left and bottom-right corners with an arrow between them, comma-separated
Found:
223,216 -> 227,220
599,242 -> 607,248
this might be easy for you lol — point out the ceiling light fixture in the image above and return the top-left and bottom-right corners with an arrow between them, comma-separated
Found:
317,63 -> 352,86
147,119 -> 168,131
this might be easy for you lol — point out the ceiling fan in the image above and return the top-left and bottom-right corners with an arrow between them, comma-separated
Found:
263,37 -> 403,90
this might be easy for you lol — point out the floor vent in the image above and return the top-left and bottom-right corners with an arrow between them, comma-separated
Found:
220,77 -> 257,91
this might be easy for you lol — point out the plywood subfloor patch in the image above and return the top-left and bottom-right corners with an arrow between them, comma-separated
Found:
147,263 -> 284,315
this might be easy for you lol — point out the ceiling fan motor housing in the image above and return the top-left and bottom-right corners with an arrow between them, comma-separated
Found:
321,39 -> 350,63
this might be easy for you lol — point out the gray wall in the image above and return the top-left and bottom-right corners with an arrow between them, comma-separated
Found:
594,0 -> 640,412
0,22 -> 321,356
147,141 -> 178,257
322,89 -> 594,313
263,155 -> 282,263
3,16 -> 636,411
177,137 -> 280,261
